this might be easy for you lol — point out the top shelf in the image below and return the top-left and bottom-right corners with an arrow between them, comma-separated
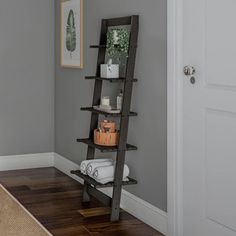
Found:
85,76 -> 138,83
90,45 -> 107,49
90,45 -> 138,49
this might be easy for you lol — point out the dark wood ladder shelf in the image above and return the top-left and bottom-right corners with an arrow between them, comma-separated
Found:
71,170 -> 137,188
71,15 -> 139,222
77,138 -> 137,152
80,107 -> 137,117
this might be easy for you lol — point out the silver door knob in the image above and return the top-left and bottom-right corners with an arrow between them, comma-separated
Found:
183,66 -> 196,76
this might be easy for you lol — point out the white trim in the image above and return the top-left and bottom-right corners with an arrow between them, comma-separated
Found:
54,153 -> 168,235
100,187 -> 167,235
0,153 -> 54,171
167,0 -> 183,236
53,153 -> 83,183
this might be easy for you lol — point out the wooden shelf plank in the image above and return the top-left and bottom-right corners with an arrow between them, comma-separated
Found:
90,45 -> 138,49
71,170 -> 137,188
80,107 -> 137,117
77,138 -> 137,152
85,76 -> 138,82
90,45 -> 107,48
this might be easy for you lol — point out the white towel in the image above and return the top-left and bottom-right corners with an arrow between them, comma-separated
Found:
86,160 -> 114,177
80,159 -> 111,175
93,164 -> 130,181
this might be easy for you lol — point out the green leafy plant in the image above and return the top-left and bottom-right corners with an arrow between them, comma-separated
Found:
66,10 -> 76,58
106,28 -> 130,58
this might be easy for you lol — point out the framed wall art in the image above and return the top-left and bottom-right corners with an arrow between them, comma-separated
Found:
61,0 -> 83,68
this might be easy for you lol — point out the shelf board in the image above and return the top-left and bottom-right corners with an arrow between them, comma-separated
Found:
90,45 -> 107,48
90,45 -> 138,49
85,76 -> 138,83
81,107 -> 137,117
77,138 -> 137,153
71,170 -> 137,188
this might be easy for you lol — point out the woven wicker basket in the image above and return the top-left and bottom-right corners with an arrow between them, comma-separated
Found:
94,129 -> 118,146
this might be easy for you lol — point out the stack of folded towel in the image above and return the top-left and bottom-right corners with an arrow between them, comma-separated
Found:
80,159 -> 130,184
80,159 -> 111,175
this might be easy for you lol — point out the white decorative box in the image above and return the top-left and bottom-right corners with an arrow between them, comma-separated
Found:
101,64 -> 119,78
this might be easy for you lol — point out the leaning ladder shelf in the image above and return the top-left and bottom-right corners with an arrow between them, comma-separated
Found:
71,15 -> 139,222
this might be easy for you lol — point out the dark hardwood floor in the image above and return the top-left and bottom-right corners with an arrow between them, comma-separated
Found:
0,167 -> 163,236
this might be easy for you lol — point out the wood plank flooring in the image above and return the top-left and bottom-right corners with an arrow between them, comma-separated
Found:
0,167 -> 163,236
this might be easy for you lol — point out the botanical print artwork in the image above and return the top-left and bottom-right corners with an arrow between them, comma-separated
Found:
66,10 -> 76,59
61,0 -> 83,68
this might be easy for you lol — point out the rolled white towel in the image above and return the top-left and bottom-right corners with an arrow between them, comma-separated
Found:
80,159 -> 111,175
93,164 -> 130,180
87,160 -> 114,177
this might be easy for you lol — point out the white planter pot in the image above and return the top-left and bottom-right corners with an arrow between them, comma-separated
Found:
101,64 -> 119,78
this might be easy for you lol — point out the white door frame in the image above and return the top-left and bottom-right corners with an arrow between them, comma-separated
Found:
167,0 -> 184,235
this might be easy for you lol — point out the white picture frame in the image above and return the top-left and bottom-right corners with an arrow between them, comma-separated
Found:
61,0 -> 83,68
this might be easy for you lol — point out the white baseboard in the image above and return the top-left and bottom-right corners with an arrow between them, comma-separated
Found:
53,153 -> 83,183
0,152 -> 167,235
0,152 -> 54,171
54,153 -> 167,235
101,187 -> 167,235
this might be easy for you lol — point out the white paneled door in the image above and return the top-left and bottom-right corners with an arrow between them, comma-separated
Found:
183,0 -> 236,235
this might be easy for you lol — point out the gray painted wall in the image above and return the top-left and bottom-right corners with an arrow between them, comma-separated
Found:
0,0 -> 54,155
55,0 -> 167,211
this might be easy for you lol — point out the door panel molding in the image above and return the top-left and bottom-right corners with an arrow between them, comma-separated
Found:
205,0 -> 236,88
205,109 -> 236,232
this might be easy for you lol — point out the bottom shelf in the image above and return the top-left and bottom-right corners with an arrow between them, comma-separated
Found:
71,170 -> 137,188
